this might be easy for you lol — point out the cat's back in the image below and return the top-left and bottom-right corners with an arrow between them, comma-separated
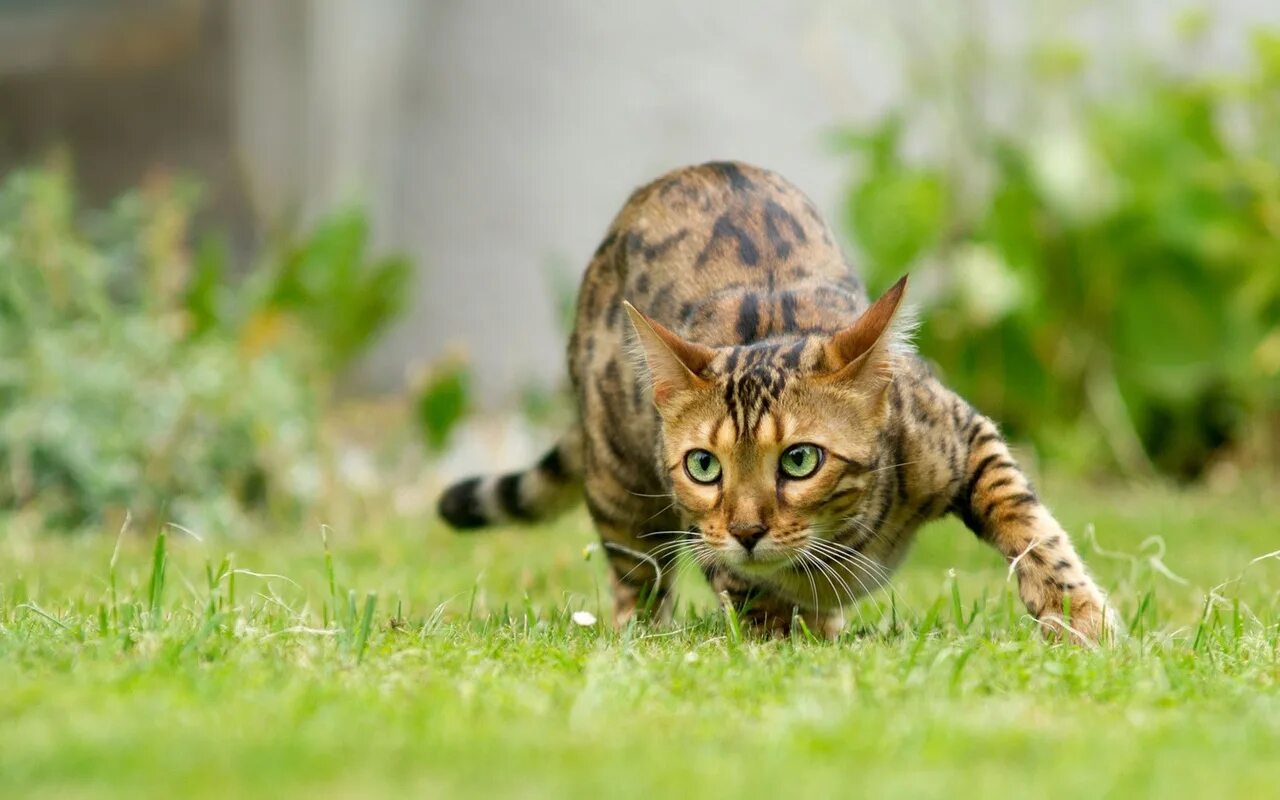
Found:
575,162 -> 868,352
565,162 -> 870,492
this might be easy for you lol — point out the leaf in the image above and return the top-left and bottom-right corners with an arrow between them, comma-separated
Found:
259,210 -> 411,368
416,361 -> 471,454
186,235 -> 230,337
845,166 -> 947,280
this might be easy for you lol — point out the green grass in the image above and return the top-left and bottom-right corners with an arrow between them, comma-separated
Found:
3,476 -> 1279,799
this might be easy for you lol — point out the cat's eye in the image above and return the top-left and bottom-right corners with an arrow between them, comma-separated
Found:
779,443 -> 824,479
684,449 -> 722,484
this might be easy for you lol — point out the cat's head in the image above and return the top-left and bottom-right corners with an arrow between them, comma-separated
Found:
624,276 -> 909,577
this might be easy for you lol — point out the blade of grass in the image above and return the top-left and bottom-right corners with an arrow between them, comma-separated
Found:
718,591 -> 743,650
147,526 -> 168,622
355,592 -> 378,663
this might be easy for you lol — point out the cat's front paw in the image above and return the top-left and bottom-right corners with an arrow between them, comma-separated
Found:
1034,583 -> 1118,647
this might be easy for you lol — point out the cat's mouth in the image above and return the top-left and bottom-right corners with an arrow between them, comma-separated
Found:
721,548 -> 791,576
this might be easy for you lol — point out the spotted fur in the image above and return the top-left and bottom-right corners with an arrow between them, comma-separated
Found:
438,161 -> 1113,644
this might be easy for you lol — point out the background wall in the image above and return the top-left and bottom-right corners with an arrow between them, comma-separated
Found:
229,0 -> 1280,404
4,0 -> 1279,405
230,1 -> 886,403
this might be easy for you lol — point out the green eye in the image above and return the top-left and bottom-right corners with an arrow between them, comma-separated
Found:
684,449 -> 722,484
779,444 -> 823,479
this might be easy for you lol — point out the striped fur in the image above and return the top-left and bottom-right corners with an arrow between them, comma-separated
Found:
437,429 -> 583,529
438,161 -> 1113,644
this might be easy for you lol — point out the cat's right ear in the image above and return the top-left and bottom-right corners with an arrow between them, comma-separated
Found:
623,302 -> 715,406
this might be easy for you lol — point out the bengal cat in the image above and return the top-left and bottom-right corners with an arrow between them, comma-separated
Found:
438,161 -> 1114,645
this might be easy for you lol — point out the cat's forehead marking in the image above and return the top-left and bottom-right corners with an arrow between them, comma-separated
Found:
713,416 -> 736,450
711,336 -> 829,441
716,336 -> 824,374
754,411 -> 780,445
723,362 -> 786,440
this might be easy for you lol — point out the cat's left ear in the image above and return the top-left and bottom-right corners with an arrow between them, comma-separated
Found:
818,275 -> 909,390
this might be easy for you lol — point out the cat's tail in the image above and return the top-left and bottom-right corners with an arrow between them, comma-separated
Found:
436,426 -> 584,531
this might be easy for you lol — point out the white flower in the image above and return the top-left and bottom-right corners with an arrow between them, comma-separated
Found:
571,610 -> 597,627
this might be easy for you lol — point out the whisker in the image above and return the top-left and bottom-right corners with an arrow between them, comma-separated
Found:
840,514 -> 887,549
808,537 -> 914,619
797,554 -> 820,617
605,541 -> 670,589
640,501 -> 679,524
807,539 -> 884,587
636,528 -> 691,539
803,527 -> 885,570
809,542 -> 880,622
807,550 -> 861,629
641,539 -> 698,563
868,459 -> 923,474
688,545 -> 721,576
799,549 -> 842,620
809,537 -> 894,588
787,551 -> 822,620
833,562 -> 884,624
820,540 -> 893,581
805,520 -> 897,592
604,535 -> 704,591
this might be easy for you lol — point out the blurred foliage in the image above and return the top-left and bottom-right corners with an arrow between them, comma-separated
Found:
0,160 -> 408,532
415,357 -> 471,454
256,212 -> 411,367
838,23 -> 1280,479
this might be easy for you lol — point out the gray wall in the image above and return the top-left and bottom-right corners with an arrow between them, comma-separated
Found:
228,0 -> 1280,405
232,1 -> 899,403
5,1 -> 1276,408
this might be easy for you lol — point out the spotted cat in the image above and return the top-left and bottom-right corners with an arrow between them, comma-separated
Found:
438,161 -> 1113,644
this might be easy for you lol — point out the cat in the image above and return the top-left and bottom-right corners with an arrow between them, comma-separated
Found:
438,161 -> 1113,644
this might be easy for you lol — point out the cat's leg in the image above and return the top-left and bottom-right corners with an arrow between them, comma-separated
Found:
583,478 -> 683,628
599,524 -> 680,628
703,565 -> 845,639
949,415 -> 1115,645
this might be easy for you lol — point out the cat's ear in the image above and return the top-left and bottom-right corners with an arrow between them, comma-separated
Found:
623,301 -> 715,405
819,275 -> 909,389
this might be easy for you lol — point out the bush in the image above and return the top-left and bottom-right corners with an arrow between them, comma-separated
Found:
0,162 -> 409,532
838,24 -> 1280,479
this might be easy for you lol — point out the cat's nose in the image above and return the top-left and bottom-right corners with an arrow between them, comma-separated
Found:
729,523 -> 769,552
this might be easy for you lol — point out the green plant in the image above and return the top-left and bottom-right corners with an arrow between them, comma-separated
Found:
415,357 -> 471,454
0,161 -> 408,531
838,22 -> 1280,479
255,211 -> 411,368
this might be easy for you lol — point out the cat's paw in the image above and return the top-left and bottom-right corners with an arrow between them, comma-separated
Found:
1035,584 -> 1119,647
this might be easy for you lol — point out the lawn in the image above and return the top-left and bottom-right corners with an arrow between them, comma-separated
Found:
2,475 -> 1278,799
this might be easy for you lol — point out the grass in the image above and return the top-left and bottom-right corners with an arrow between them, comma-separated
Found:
2,475 -> 1279,799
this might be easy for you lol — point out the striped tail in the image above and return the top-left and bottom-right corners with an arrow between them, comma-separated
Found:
436,428 -> 584,531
